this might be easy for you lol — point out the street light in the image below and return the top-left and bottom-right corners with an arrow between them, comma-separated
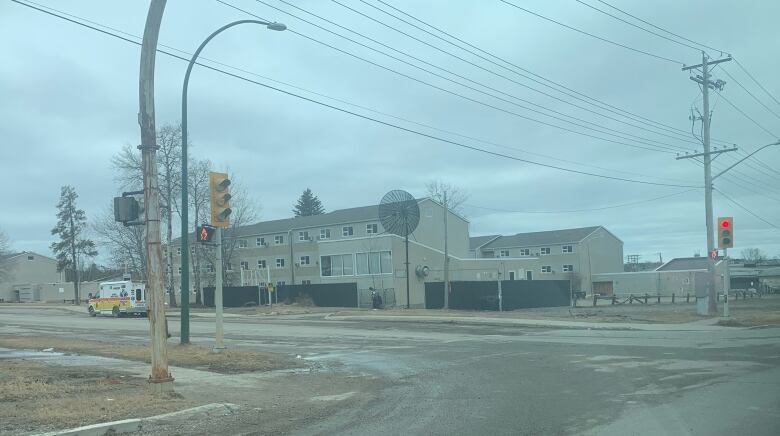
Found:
179,19 -> 286,344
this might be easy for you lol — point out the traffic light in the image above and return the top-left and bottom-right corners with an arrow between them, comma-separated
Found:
718,216 -> 733,249
197,224 -> 217,244
209,172 -> 232,227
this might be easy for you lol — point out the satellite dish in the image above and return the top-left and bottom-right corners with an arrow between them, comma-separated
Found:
378,190 -> 420,309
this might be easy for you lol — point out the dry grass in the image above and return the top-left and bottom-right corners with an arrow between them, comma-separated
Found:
0,335 -> 299,374
0,360 -> 190,435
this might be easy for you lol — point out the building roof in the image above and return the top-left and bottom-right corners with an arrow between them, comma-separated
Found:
730,266 -> 780,278
0,251 -> 56,263
233,204 -> 381,238
482,226 -> 604,250
174,198 -> 455,243
469,235 -> 500,250
656,257 -> 725,271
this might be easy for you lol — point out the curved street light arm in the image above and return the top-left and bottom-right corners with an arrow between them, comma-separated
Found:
179,19 -> 284,344
712,140 -> 780,181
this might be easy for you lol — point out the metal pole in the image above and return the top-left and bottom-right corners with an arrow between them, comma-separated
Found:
289,229 -> 295,285
701,52 -> 718,316
497,270 -> 503,312
139,0 -> 172,391
214,226 -> 225,351
724,248 -> 730,317
443,191 -> 449,309
180,19 -> 285,344
405,234 -> 410,309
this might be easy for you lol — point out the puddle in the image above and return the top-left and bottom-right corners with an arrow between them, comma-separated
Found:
310,391 -> 356,401
0,346 -> 129,367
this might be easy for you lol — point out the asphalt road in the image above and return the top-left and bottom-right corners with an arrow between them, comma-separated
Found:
2,307 -> 779,435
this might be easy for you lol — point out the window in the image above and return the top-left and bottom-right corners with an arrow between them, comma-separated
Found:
366,223 -> 378,234
274,235 -> 284,245
276,258 -> 285,268
321,254 -> 354,276
424,208 -> 433,218
540,247 -> 551,255
299,255 -> 310,266
356,251 -> 392,275
541,265 -> 552,274
238,239 -> 247,248
302,280 -> 311,285
563,264 -> 574,272
520,248 -> 530,256
177,267 -> 182,275
499,250 -> 510,257
276,281 -> 285,286
257,259 -> 266,269
207,263 -> 214,273
225,263 -> 233,271
298,231 -> 310,241
27,255 -> 34,261
240,261 -> 249,270
176,247 -> 181,255
256,237 -> 266,247
320,228 -> 330,240
342,226 -> 353,237
562,245 -> 573,253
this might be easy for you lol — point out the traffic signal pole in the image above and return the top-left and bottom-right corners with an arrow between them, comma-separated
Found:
214,226 -> 225,352
139,0 -> 173,391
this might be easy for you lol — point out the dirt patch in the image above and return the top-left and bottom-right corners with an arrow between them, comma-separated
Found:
0,359 -> 192,435
0,336 -> 300,374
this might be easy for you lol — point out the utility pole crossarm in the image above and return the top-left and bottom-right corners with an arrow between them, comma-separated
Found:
712,141 -> 780,181
682,55 -> 732,71
676,147 -> 738,160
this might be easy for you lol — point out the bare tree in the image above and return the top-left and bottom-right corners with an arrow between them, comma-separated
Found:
180,158 -> 212,304
425,180 -> 469,215
93,205 -> 147,280
0,228 -> 12,282
111,123 -> 183,307
741,248 -> 768,264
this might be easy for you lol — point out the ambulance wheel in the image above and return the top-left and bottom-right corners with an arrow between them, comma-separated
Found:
88,306 -> 96,317
112,306 -> 120,317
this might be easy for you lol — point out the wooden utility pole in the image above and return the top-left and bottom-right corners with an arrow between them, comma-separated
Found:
679,52 -> 734,316
443,191 -> 449,309
139,0 -> 173,392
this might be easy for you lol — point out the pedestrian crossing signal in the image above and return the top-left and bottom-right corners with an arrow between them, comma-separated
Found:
198,224 -> 217,244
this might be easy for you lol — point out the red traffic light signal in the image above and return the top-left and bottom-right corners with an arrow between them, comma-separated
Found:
197,224 -> 217,244
717,217 -> 733,249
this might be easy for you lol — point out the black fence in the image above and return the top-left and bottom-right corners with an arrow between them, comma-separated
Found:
425,280 -> 570,310
203,283 -> 358,308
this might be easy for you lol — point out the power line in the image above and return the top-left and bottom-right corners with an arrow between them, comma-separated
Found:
9,0 -> 701,190
465,189 -> 698,214
719,66 -> 780,120
573,0 -> 701,52
263,0 -> 692,152
592,0 -> 727,54
714,188 -> 780,230
232,0 -> 684,154
375,0 -> 734,146
11,0 -> 695,185
734,57 -> 780,108
715,90 -> 779,138
497,0 -> 684,64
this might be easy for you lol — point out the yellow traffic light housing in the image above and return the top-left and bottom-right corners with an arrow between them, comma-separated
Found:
717,217 -> 733,249
209,172 -> 232,227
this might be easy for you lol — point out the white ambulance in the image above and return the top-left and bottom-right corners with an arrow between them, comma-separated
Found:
87,280 -> 147,317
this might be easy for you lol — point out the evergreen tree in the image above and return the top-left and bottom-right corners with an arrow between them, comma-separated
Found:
50,185 -> 97,304
292,188 -> 325,217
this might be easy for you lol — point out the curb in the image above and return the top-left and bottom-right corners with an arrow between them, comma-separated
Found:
323,314 -> 734,332
324,314 -> 639,331
36,403 -> 240,436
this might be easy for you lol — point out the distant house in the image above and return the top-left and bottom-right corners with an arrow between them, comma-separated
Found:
0,251 -> 62,302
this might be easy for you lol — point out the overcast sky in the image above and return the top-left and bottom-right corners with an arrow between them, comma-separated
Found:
2,0 -> 779,264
